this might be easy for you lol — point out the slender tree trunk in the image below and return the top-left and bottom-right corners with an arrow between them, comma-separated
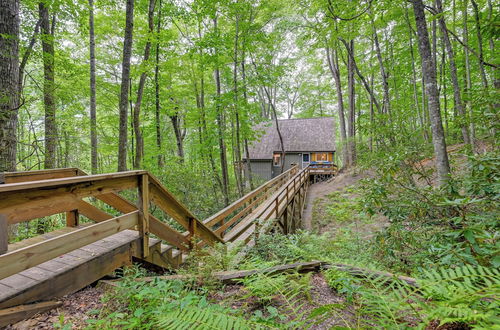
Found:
326,45 -> 348,167
411,0 -> 451,185
371,17 -> 391,116
170,111 -> 184,161
470,0 -> 489,89
405,7 -> 426,140
347,40 -> 356,166
233,14 -> 243,196
435,0 -> 470,145
241,49 -> 254,190
264,87 -> 286,174
214,16 -> 230,206
462,0 -> 476,151
132,0 -> 155,169
155,0 -> 163,167
0,0 -> 20,172
117,0 -> 134,172
39,3 -> 57,169
89,0 -> 98,173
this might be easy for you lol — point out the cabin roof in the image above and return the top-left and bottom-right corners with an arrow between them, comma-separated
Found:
246,117 -> 336,160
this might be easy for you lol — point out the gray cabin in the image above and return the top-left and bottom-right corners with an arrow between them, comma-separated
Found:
244,117 -> 336,181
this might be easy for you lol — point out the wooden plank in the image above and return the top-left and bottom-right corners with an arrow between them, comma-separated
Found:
0,215 -> 7,255
0,243 -> 133,309
149,217 -> 190,251
0,211 -> 139,280
0,176 -> 138,224
96,193 -> 189,250
149,180 -> 222,244
0,300 -> 62,327
76,200 -> 114,222
2,168 -> 80,183
0,170 -> 145,193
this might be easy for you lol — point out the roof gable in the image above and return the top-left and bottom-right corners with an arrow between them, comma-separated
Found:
247,117 -> 336,159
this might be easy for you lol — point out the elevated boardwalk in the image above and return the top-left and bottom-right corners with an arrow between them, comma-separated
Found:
0,164 -> 332,324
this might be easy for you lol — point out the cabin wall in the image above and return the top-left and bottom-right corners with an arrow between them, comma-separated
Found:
271,153 -> 300,178
247,160 -> 272,181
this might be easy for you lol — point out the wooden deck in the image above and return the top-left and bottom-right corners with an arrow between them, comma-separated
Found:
0,164 -> 318,324
0,226 -> 172,309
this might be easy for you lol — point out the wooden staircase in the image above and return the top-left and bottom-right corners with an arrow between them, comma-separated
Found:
0,164 -> 311,313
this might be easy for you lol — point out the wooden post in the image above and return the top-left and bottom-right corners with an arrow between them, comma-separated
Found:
0,214 -> 7,255
188,217 -> 197,250
65,210 -> 79,227
138,174 -> 149,258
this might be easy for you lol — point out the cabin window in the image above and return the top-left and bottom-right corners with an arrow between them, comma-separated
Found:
302,154 -> 310,162
273,153 -> 282,166
316,153 -> 328,161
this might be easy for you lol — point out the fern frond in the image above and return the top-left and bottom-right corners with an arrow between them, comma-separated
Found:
156,306 -> 276,330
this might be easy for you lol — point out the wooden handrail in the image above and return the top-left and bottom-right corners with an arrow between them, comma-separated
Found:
203,165 -> 298,230
0,211 -> 139,280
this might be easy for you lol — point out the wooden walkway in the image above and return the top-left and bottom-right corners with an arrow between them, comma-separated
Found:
0,163 -> 332,323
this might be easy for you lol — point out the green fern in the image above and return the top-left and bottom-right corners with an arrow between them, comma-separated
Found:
358,265 -> 500,329
155,305 -> 276,329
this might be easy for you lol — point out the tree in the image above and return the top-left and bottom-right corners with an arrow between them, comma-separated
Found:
39,2 -> 57,169
0,0 -> 20,172
411,0 -> 450,185
118,0 -> 134,172
89,0 -> 98,173
132,0 -> 155,169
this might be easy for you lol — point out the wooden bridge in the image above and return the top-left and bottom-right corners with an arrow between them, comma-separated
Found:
0,164 -> 333,322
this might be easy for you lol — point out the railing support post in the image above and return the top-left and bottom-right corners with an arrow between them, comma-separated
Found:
66,210 -> 79,227
188,217 -> 197,250
138,174 -> 150,258
0,214 -> 7,255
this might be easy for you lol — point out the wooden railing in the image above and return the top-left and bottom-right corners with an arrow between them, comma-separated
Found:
202,165 -> 299,239
221,165 -> 310,243
0,168 -> 222,280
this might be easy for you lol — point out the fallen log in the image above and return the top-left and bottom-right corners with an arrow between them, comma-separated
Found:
0,300 -> 62,327
99,261 -> 418,287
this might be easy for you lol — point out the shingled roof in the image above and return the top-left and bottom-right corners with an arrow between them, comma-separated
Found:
246,117 -> 336,160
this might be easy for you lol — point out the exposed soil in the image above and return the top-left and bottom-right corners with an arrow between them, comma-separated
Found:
302,168 -> 369,231
7,286 -> 105,330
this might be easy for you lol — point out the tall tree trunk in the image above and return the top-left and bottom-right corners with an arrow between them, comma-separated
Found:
170,111 -> 184,161
0,0 -> 20,172
347,39 -> 356,166
214,16 -> 230,206
241,49 -> 254,190
371,17 -> 391,116
39,3 -> 57,169
132,0 -> 155,169
89,0 -> 97,173
233,14 -> 243,196
155,0 -> 163,167
117,0 -> 134,172
435,0 -> 470,145
325,45 -> 348,167
411,0 -> 451,185
470,0 -> 489,89
462,0 -> 476,151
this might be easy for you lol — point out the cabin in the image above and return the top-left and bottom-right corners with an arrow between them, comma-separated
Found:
244,117 -> 336,181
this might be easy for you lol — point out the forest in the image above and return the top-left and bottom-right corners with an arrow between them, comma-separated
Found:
0,0 -> 498,328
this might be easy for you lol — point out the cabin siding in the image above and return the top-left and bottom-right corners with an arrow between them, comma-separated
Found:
271,153 -> 300,178
248,160 -> 272,181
